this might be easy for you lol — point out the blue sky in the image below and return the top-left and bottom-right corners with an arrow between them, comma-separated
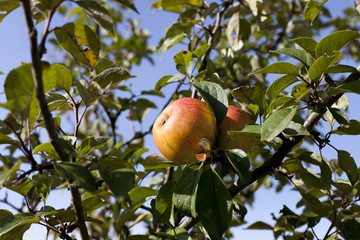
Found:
0,0 -> 359,239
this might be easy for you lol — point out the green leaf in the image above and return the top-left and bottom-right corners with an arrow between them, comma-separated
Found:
266,75 -> 298,103
128,187 -> 158,203
155,74 -> 184,93
153,181 -> 175,224
0,214 -> 39,239
81,195 -> 109,212
75,1 -> 114,33
54,162 -> 97,192
228,124 -> 261,137
5,178 -> 34,197
98,165 -> 135,199
116,0 -> 139,13
115,200 -> 145,231
141,153 -> 177,169
271,48 -> 314,69
304,0 -> 328,22
308,53 -> 344,83
226,149 -> 251,184
332,179 -> 353,195
174,50 -> 193,76
75,79 -> 102,106
291,37 -> 318,58
76,137 -> 109,155
192,44 -> 211,59
0,161 -> 21,186
329,107 -> 350,127
283,121 -> 310,136
231,85 -> 266,115
4,63 -> 33,101
159,228 -> 191,240
356,0 -> 360,15
0,133 -> 18,146
299,151 -> 323,166
92,67 -> 136,89
247,221 -> 273,230
50,64 -> 72,92
251,62 -> 299,75
156,34 -> 186,53
196,166 -> 232,239
0,0 -> 19,23
192,82 -> 228,124
226,12 -> 251,51
301,192 -> 332,216
338,219 -> 360,239
326,64 -> 359,74
261,107 -> 297,141
337,150 -> 359,185
291,82 -> 310,99
33,142 -> 60,160
333,120 -> 360,135
316,30 -> 360,58
54,22 -> 100,69
328,80 -> 360,95
173,163 -> 202,218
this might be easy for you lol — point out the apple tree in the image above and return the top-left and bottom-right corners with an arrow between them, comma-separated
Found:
1,0 -> 360,239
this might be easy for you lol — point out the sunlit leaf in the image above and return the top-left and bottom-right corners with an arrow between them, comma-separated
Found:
291,37 -> 318,58
76,137 -> 109,155
304,0 -> 328,22
261,107 -> 297,141
226,12 -> 251,51
231,85 -> 266,115
128,187 -> 158,203
0,0 -> 19,23
316,30 -> 360,58
92,67 -> 136,89
54,22 -> 100,69
0,214 -> 39,239
251,62 -> 299,75
308,52 -> 344,83
141,153 -> 177,169
155,74 -> 184,93
33,142 -> 60,160
81,195 -> 109,212
75,1 -> 114,33
266,75 -> 298,103
271,48 -> 314,69
228,124 -> 261,137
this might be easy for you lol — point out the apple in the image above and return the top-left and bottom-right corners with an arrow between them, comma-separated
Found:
152,98 -> 216,164
216,105 -> 255,152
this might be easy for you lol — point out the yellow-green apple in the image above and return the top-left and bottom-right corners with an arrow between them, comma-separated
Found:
152,98 -> 216,164
216,105 -> 254,152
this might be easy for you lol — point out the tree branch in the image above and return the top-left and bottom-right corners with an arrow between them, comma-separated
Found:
19,0 -> 68,162
19,1 -> 89,239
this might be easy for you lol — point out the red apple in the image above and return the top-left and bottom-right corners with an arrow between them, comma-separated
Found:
216,105 -> 255,152
152,98 -> 216,164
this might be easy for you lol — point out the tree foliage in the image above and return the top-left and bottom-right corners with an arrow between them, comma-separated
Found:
1,0 -> 360,239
